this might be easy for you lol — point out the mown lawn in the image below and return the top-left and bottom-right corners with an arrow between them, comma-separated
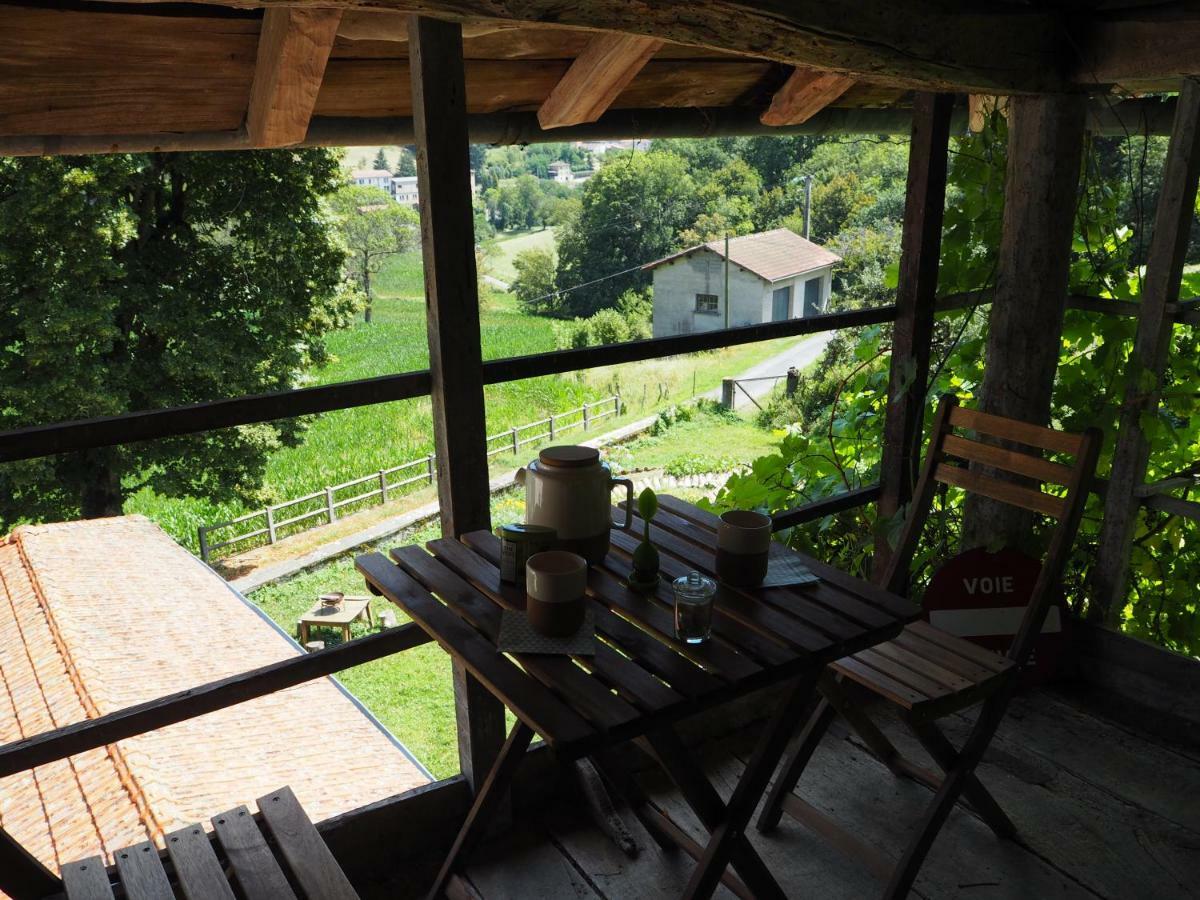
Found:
487,226 -> 558,284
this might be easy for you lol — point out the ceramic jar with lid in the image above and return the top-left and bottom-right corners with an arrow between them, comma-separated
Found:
516,445 -> 634,563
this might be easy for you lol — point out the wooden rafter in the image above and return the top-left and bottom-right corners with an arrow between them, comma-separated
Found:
246,7 -> 342,148
761,68 -> 856,127
537,33 -> 663,129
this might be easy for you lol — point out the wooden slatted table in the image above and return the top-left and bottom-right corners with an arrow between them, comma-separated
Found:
356,496 -> 918,900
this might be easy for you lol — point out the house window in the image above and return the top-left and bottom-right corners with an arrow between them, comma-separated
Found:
695,293 -> 719,314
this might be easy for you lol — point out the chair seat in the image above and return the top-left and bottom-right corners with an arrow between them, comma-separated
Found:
58,786 -> 359,900
831,621 -> 1016,718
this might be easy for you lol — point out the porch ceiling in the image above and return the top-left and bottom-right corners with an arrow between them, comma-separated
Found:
0,0 -> 1194,154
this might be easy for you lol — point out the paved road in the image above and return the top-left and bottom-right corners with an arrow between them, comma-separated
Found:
700,332 -> 833,406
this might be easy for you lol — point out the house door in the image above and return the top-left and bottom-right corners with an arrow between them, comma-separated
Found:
771,285 -> 792,321
803,277 -> 822,316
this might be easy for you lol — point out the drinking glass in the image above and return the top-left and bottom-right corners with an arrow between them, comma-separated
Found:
673,571 -> 716,644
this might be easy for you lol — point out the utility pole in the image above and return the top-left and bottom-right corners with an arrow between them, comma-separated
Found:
803,174 -> 813,239
723,232 -> 731,329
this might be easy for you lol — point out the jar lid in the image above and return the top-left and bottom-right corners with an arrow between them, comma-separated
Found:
672,571 -> 716,599
538,445 -> 600,468
499,523 -> 557,540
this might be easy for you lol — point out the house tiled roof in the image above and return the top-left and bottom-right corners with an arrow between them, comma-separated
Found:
0,516 -> 428,881
644,227 -> 842,283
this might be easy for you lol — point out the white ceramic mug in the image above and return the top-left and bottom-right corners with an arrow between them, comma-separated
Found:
526,550 -> 588,637
716,510 -> 772,586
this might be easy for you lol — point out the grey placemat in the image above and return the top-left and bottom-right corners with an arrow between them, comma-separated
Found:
760,555 -> 821,588
497,607 -> 597,656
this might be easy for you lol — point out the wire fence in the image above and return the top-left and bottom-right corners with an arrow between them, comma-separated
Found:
197,395 -> 620,561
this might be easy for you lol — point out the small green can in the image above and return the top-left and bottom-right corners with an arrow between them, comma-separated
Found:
498,523 -> 557,584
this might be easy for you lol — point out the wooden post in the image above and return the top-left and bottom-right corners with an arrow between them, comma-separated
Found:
583,403 -> 591,431
426,454 -> 435,486
874,93 -> 954,572
961,93 -> 1087,552
511,427 -> 519,455
721,378 -> 737,410
410,14 -> 491,539
325,486 -> 336,524
1092,79 -> 1200,624
549,414 -> 556,441
379,470 -> 389,503
197,525 -> 210,562
265,505 -> 277,543
409,15 -> 504,795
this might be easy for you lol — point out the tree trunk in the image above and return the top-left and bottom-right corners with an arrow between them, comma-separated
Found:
363,257 -> 373,323
960,94 -> 1086,553
79,448 -> 124,518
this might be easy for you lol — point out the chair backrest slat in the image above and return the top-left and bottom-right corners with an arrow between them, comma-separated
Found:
941,433 -> 1075,487
933,463 -> 1068,519
879,395 -> 1101,669
948,405 -> 1083,455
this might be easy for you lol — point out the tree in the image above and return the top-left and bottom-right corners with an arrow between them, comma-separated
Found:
511,248 -> 559,314
396,148 -> 417,177
372,148 -> 390,172
329,184 -> 420,323
0,150 -> 356,522
556,151 -> 698,316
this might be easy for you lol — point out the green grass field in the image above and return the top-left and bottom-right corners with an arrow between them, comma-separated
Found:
488,227 -> 558,284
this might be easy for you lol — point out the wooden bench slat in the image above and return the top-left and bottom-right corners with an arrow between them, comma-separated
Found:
941,433 -> 1075,486
935,463 -> 1067,519
948,405 -> 1085,455
851,647 -> 955,700
831,656 -> 928,709
165,824 -> 237,900
112,840 -> 173,900
211,805 -> 298,900
868,638 -> 976,694
891,626 -> 1007,683
396,543 -> 645,730
256,787 -> 359,900
357,552 -> 597,750
60,856 -> 115,900
904,621 -> 1012,673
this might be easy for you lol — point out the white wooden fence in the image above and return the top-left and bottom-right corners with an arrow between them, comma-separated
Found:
198,395 -> 620,560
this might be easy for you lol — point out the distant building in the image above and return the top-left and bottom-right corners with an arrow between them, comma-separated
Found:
350,168 -> 393,192
392,174 -> 420,207
548,160 -> 574,184
645,228 -> 841,338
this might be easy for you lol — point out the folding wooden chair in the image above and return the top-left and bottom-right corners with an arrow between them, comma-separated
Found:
756,395 -> 1101,899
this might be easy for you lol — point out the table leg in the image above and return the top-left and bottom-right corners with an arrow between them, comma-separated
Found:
427,721 -> 534,900
299,622 -> 309,645
342,624 -> 351,644
649,668 -> 822,900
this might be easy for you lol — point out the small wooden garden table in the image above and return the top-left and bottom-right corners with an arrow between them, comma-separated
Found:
297,596 -> 374,645
356,496 -> 918,900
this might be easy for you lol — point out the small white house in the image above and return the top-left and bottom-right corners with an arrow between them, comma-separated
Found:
350,168 -> 393,192
645,228 -> 841,338
548,160 -> 574,184
392,175 -> 420,208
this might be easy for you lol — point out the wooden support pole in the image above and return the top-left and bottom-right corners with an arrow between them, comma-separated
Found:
409,15 -> 491,540
537,33 -> 663,130
0,828 -> 61,900
874,93 -> 954,574
961,93 -> 1086,552
761,69 -> 857,127
1092,79 -> 1200,624
409,15 -> 505,796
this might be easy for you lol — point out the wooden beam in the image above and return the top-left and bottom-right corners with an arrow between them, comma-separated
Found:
87,0 -> 1063,94
408,14 -> 506,796
537,32 -> 662,129
246,7 -> 342,147
760,68 -> 856,127
0,304 -> 897,464
1092,79 -> 1200,625
960,94 -> 1087,552
771,484 -> 882,531
0,830 -> 61,900
874,93 -> 954,574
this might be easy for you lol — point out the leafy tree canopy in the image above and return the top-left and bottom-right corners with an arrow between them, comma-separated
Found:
0,150 -> 356,523
555,151 -> 698,316
511,247 -> 558,315
328,184 -> 420,321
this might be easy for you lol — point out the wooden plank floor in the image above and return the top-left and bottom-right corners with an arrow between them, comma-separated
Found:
367,687 -> 1200,899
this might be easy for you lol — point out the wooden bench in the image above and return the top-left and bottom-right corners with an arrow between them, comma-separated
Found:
57,786 -> 358,900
